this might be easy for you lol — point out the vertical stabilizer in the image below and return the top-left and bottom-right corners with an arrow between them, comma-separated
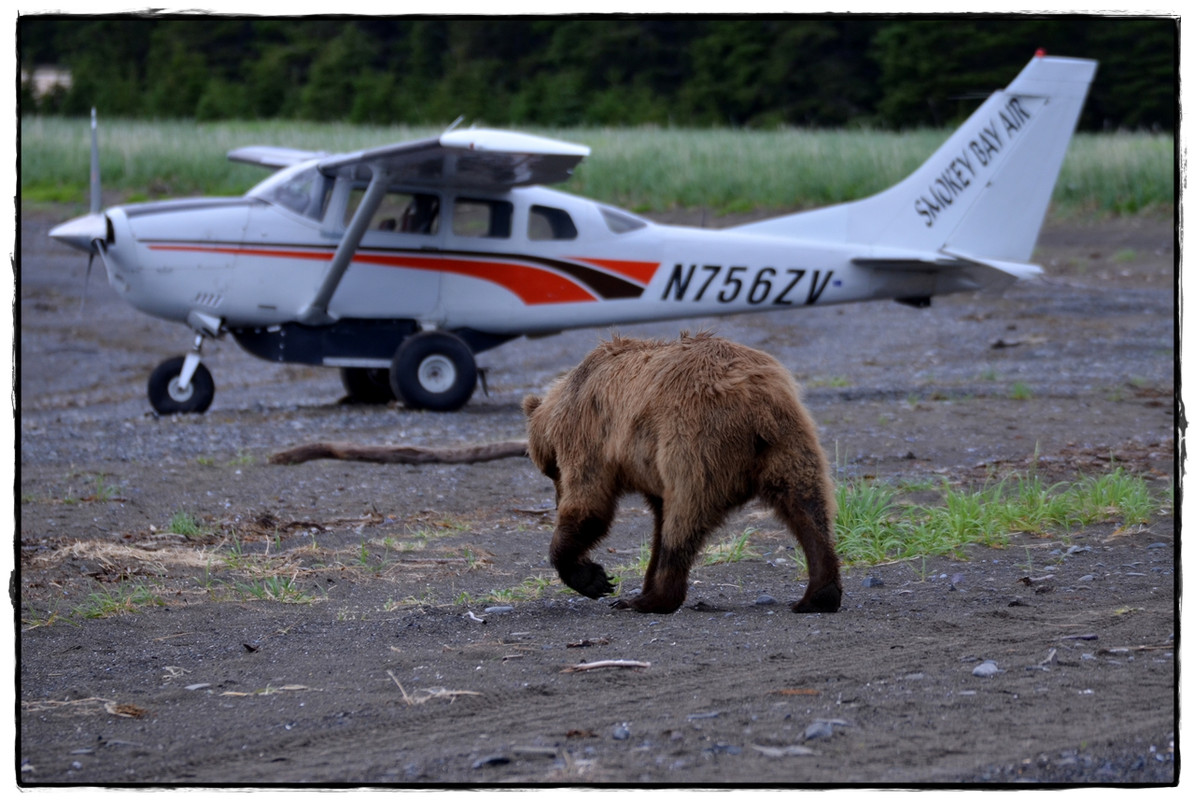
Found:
736,54 -> 1097,263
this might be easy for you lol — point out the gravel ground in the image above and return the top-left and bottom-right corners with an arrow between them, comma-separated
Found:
17,208 -> 1177,786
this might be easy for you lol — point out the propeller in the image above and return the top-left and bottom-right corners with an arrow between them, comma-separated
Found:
81,108 -> 101,312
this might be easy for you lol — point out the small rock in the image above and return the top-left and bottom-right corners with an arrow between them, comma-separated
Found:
484,605 -> 514,615
612,724 -> 630,740
752,744 -> 816,758
804,720 -> 835,740
754,594 -> 777,606
471,753 -> 510,769
861,575 -> 884,588
972,660 -> 1003,677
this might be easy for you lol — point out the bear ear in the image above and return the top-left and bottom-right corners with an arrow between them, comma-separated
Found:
522,394 -> 542,417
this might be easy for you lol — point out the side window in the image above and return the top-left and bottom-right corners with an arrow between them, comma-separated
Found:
452,198 -> 513,239
528,205 -> 578,241
344,189 -> 440,234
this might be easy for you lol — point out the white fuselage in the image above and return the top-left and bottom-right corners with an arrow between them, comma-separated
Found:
96,168 -> 935,353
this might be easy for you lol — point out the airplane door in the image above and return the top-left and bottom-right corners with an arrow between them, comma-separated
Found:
328,188 -> 443,320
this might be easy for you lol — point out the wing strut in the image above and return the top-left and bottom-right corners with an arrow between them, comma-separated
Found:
298,166 -> 391,325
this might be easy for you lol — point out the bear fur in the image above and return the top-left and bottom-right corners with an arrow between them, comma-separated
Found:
522,332 -> 841,614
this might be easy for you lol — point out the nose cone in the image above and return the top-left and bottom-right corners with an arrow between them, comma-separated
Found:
49,212 -> 107,253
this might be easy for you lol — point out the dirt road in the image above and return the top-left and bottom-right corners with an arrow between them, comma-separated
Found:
17,209 -> 1176,785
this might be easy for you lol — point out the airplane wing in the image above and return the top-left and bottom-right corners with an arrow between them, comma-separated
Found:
228,145 -> 328,169
314,128 -> 591,189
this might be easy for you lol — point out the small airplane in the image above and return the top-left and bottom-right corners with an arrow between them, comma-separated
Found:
50,52 -> 1096,414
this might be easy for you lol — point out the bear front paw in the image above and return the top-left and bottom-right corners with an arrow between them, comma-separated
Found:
561,561 -> 614,599
610,592 -> 684,614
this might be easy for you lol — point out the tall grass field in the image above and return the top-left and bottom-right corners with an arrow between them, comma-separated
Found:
20,116 -> 1173,217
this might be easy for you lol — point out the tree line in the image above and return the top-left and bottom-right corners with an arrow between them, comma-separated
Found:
18,16 -> 1176,131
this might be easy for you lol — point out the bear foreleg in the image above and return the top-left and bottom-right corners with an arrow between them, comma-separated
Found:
550,503 -> 616,599
613,499 -> 716,614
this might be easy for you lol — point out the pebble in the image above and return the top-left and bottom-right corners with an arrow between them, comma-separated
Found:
861,576 -> 884,588
972,660 -> 1003,677
752,744 -> 816,758
483,605 -> 514,615
804,720 -> 835,740
754,594 -> 776,605
612,724 -> 630,740
471,753 -> 510,769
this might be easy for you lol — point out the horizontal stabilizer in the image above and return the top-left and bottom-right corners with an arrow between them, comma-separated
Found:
854,249 -> 1042,293
942,250 -> 1044,282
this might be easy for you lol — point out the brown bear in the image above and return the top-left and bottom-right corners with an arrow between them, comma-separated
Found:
522,331 -> 842,615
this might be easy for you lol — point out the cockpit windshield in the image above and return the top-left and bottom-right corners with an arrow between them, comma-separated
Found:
250,163 -> 332,221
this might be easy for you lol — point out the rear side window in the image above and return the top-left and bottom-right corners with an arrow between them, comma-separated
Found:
453,198 -> 513,238
528,205 -> 578,241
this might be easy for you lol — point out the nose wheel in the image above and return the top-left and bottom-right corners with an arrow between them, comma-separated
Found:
389,331 -> 477,411
148,355 -> 215,414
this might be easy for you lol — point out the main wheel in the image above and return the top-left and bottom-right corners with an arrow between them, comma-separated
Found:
340,367 -> 396,404
389,331 -> 477,411
148,356 -> 215,414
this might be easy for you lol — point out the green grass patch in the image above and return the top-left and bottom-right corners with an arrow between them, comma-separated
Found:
835,469 -> 1166,566
230,576 -> 315,604
168,510 -> 210,539
702,527 -> 763,565
74,582 -> 164,619
22,116 -> 1173,217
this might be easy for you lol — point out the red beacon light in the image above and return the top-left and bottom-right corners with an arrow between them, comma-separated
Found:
1035,48 -> 1048,57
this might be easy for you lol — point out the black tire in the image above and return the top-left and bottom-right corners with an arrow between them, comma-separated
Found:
148,356 -> 215,414
389,331 -> 477,411
340,367 -> 396,404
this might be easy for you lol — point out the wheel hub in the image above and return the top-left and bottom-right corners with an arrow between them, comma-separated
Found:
167,378 -> 195,403
418,355 -> 456,394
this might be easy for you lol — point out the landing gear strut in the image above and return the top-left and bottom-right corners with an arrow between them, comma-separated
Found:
148,334 -> 215,414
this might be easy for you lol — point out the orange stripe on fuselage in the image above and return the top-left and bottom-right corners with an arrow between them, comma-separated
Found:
569,257 -> 659,285
354,251 -> 597,305
147,243 -> 598,305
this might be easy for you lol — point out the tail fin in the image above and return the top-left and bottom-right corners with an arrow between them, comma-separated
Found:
736,53 -> 1097,264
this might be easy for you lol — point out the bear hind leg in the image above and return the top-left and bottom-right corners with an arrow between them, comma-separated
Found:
763,481 -> 842,613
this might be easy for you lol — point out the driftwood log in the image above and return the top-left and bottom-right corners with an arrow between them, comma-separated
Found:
269,439 -> 529,466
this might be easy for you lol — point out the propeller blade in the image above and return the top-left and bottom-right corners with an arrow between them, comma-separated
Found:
80,252 -> 95,314
89,107 -> 101,214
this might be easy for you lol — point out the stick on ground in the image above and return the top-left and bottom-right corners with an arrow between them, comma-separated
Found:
270,439 -> 529,465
